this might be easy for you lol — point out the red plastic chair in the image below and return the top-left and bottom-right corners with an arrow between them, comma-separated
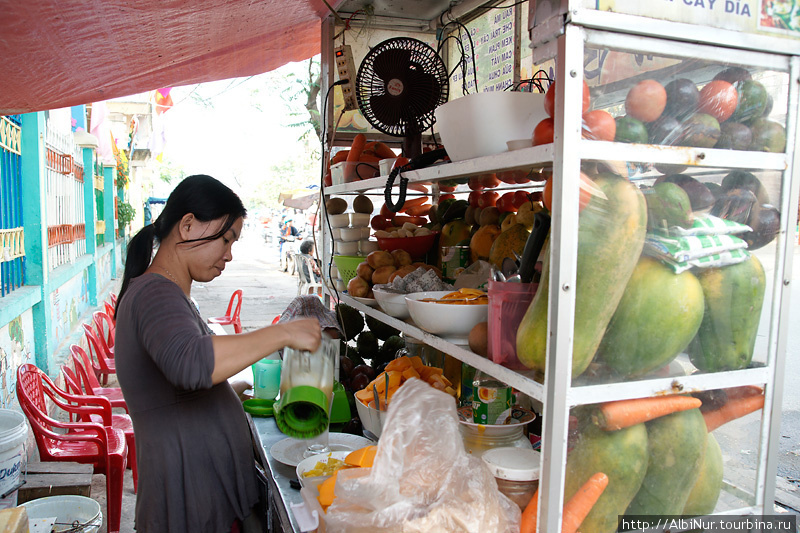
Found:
17,364 -> 128,533
104,301 -> 116,324
208,289 -> 243,334
62,365 -> 138,493
83,323 -> 116,385
109,292 -> 117,307
92,310 -> 116,356
69,345 -> 128,413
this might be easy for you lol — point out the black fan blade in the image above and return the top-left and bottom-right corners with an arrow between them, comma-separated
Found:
372,48 -> 412,82
402,68 -> 441,119
369,93 -> 403,127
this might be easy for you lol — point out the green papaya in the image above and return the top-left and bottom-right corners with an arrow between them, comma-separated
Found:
626,408 -> 708,515
688,255 -> 766,372
516,173 -> 647,377
646,181 -> 694,230
565,422 -> 649,533
683,433 -> 724,516
597,257 -> 705,378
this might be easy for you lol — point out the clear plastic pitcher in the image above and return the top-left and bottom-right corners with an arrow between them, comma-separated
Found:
274,333 -> 337,456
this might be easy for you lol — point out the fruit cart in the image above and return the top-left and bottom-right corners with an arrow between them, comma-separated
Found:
313,1 -> 799,531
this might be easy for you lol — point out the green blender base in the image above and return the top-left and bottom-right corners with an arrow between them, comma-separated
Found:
274,385 -> 330,439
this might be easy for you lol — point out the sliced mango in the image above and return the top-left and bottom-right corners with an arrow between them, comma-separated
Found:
345,445 -> 378,468
317,470 -> 339,507
409,356 -> 424,370
402,367 -> 420,381
385,356 -> 411,372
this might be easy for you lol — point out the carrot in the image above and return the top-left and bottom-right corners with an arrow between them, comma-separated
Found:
372,142 -> 397,159
405,204 -> 432,217
359,153 -> 382,163
592,395 -> 702,431
346,134 -> 367,163
725,385 -> 764,400
408,183 -> 429,193
345,133 -> 368,182
331,150 -> 350,165
703,390 -> 765,432
520,489 -> 539,533
399,197 -> 428,211
562,473 -> 608,533
391,156 -> 410,171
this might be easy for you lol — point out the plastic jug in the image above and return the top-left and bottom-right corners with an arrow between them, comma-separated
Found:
273,333 -> 336,443
251,359 -> 281,400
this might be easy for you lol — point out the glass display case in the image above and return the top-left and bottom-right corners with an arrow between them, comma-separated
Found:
320,2 -> 798,531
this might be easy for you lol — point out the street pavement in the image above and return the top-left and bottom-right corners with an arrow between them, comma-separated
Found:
90,227 -> 800,531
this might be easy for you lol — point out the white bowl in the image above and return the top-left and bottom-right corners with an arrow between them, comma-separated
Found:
329,264 -> 339,278
350,213 -> 371,227
328,214 -> 350,228
359,239 -> 380,255
331,227 -> 342,240
434,92 -> 546,161
355,399 -> 386,438
295,451 -> 351,488
360,226 -> 371,239
507,138 -> 533,151
405,290 -> 488,339
372,287 -> 410,318
339,227 -> 363,242
332,278 -> 346,292
336,240 -> 360,255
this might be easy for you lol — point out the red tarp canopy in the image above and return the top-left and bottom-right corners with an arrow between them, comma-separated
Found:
0,0 -> 344,115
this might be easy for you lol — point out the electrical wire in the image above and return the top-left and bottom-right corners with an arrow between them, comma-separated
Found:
437,14 -> 479,95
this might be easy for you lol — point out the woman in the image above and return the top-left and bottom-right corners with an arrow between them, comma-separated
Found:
114,175 -> 321,532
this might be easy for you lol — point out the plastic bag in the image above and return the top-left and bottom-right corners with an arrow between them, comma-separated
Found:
324,379 -> 521,532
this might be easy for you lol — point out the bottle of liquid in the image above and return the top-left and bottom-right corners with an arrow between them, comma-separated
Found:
472,371 -> 513,425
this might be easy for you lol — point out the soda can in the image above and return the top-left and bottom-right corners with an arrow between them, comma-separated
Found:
441,245 -> 470,283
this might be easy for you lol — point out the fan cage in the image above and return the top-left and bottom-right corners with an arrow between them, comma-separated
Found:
355,37 -> 449,137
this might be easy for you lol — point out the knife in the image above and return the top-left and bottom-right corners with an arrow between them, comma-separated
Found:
519,212 -> 550,284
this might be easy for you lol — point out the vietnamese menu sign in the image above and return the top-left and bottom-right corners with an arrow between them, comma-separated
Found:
451,6 -> 516,94
592,0 -> 800,39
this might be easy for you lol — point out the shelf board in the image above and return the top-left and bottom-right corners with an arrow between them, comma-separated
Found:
325,141 -> 789,194
337,293 -> 773,405
339,294 -> 546,401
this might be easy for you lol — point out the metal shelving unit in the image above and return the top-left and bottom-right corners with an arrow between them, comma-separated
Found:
320,2 -> 799,532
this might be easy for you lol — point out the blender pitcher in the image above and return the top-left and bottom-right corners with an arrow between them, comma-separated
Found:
274,332 -> 336,455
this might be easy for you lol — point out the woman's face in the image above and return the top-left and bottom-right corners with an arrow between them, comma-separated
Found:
184,216 -> 244,282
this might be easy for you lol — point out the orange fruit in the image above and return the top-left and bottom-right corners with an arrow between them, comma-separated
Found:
544,80 -> 591,118
698,80 -> 738,123
625,80 -> 667,123
543,173 -> 594,213
532,117 -> 555,146
582,110 -> 616,141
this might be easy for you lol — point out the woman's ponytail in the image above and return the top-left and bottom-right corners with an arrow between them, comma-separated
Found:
115,224 -> 157,317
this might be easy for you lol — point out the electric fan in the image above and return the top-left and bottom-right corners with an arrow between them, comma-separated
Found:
355,37 -> 449,158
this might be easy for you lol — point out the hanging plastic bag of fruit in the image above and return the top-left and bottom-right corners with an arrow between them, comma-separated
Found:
324,379 -> 520,532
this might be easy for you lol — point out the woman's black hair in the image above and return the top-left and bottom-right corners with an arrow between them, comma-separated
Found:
299,239 -> 313,255
115,175 -> 246,315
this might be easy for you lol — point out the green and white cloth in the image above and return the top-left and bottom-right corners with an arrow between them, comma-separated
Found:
644,233 -> 748,263
652,213 -> 751,237
648,248 -> 751,274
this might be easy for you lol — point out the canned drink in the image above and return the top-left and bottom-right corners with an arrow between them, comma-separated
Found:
472,375 -> 513,425
441,245 -> 470,283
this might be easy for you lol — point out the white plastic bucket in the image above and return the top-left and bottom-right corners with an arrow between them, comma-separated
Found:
21,495 -> 102,533
0,409 -> 28,509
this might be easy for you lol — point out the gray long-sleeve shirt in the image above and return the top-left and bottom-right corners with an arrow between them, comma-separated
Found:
115,274 -> 258,532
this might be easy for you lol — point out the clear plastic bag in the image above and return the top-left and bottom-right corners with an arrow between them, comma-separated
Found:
324,379 -> 521,532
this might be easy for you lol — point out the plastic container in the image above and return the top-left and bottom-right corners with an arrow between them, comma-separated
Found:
333,255 -> 365,286
482,448 -> 540,510
339,227 -> 362,242
359,239 -> 379,255
336,240 -> 360,255
360,226 -> 371,239
0,409 -> 28,509
434,92 -> 546,161
379,157 -> 399,175
252,359 -> 281,400
487,280 -> 538,370
459,423 -> 532,456
331,161 -> 379,184
376,232 -> 439,259
328,214 -> 350,228
350,213 -> 371,227
21,495 -> 103,532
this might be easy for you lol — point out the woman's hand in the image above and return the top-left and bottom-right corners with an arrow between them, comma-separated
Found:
281,318 -> 322,352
